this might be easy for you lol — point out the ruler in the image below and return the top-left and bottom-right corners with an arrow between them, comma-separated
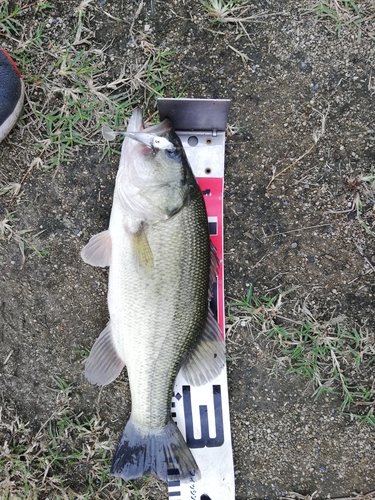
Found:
158,99 -> 235,500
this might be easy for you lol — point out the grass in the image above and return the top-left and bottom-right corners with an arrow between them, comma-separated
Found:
284,491 -> 375,500
0,380 -> 153,499
1,0 -> 374,496
227,286 -> 375,425
311,0 -> 375,44
0,0 -> 24,37
199,0 -> 285,56
200,0 -> 254,22
0,394 -> 114,498
0,212 -> 47,268
200,0 -> 284,23
327,169 -> 375,238
29,38 -> 172,169
0,0 -> 175,171
199,0 -> 285,58
348,171 -> 375,237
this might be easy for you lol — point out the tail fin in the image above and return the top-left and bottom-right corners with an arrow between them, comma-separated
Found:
110,416 -> 201,483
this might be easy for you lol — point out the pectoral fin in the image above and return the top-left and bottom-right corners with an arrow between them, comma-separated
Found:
81,230 -> 112,267
85,322 -> 125,386
132,226 -> 154,272
180,309 -> 225,386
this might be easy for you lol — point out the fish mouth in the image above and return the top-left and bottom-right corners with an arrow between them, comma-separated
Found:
101,114 -> 177,152
123,131 -> 176,152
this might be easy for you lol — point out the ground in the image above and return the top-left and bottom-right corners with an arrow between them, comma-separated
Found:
0,0 -> 374,499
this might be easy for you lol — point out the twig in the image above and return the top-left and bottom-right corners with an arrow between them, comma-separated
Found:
227,43 -> 250,62
267,105 -> 329,188
8,157 -> 42,207
353,240 -> 375,273
4,350 -> 13,365
263,223 -> 331,238
267,142 -> 317,189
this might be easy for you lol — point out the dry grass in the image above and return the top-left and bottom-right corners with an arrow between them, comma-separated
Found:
0,0 -> 175,267
227,287 -> 375,425
1,0 -> 175,171
0,382 -> 162,499
1,393 -> 122,498
310,0 -> 375,44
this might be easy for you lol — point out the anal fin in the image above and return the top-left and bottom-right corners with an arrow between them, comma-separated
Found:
85,322 -> 125,386
180,308 -> 225,387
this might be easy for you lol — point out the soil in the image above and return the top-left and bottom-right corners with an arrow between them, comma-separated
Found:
0,0 -> 374,499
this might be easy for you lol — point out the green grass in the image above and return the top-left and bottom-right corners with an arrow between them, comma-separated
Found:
311,0 -> 375,44
0,0 -> 23,36
1,0 -> 374,496
313,0 -> 360,32
228,286 -> 375,425
0,0 -> 175,265
0,403 -> 116,498
0,1 -> 175,171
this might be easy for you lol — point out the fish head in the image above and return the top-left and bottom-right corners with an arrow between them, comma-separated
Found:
117,114 -> 193,222
124,119 -> 186,185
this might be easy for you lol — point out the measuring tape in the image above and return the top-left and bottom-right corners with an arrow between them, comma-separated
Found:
158,99 -> 235,500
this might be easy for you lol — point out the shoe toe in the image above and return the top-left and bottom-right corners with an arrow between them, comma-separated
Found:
0,49 -> 25,142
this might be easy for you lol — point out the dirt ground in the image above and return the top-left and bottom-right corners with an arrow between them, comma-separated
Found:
0,0 -> 374,498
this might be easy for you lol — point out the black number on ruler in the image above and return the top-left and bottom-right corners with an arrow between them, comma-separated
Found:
208,215 -> 218,320
208,221 -> 217,235
183,385 -> 224,448
209,281 -> 218,321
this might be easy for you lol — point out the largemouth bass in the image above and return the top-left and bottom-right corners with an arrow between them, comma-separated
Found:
81,109 -> 225,483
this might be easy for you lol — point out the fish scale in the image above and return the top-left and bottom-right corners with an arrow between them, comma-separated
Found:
110,191 -> 210,430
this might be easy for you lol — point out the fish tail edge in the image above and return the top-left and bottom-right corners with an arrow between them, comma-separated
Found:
110,416 -> 201,483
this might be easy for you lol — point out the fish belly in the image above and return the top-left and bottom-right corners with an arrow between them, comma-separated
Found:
108,198 -> 209,431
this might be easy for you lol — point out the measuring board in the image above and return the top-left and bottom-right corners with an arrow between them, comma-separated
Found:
158,98 -> 235,500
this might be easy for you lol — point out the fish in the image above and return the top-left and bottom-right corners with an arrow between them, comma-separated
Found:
81,109 -> 225,483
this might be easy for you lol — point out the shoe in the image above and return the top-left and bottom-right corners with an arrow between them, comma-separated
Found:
0,48 -> 25,142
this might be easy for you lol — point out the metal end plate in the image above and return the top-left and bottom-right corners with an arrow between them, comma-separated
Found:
157,98 -> 231,131
178,131 -> 225,178
157,98 -> 231,178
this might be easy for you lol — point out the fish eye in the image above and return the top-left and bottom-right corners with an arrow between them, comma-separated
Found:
165,147 -> 181,160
